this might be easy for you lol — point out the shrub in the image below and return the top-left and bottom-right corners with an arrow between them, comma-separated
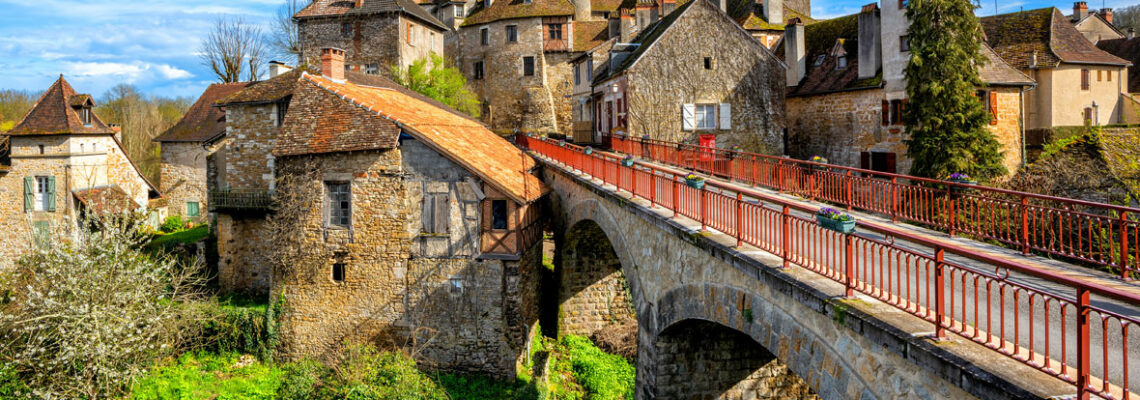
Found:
321,345 -> 448,400
557,336 -> 635,400
193,292 -> 284,360
276,359 -> 326,400
160,215 -> 187,233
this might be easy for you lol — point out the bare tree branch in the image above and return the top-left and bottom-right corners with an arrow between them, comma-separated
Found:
270,0 -> 306,65
199,17 -> 267,83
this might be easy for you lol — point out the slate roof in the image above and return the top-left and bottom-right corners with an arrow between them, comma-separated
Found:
216,69 -> 306,106
460,0 -> 574,26
154,83 -> 252,143
73,185 -> 141,214
1096,37 -> 1140,93
7,75 -> 116,136
279,73 -> 549,203
295,0 -> 449,31
981,8 -> 1130,69
574,20 -> 611,52
978,43 -> 1036,86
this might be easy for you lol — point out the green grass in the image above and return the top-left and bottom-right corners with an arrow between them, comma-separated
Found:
1,121 -> 13,131
149,225 -> 208,247
547,335 -> 635,400
436,373 -> 538,400
130,352 -> 282,400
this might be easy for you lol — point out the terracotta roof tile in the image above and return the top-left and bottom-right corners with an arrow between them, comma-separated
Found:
295,0 -> 448,31
1097,37 -> 1140,93
978,43 -> 1036,86
982,8 -> 1129,69
154,83 -> 253,143
282,73 -> 549,203
7,76 -> 115,136
273,76 -> 402,156
216,69 -> 306,106
574,21 -> 610,51
460,0 -> 573,27
73,185 -> 141,214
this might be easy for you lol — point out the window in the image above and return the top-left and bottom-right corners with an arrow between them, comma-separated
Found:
491,199 -> 508,230
1097,70 -> 1103,81
38,145 -> 44,154
342,23 -> 353,38
455,4 -> 464,17
407,23 -> 415,45
506,25 -> 518,42
332,263 -> 346,282
276,100 -> 289,127
1084,107 -> 1094,124
29,176 -> 53,212
79,143 -> 84,153
574,64 -> 580,85
860,152 -> 897,174
975,90 -> 998,125
1109,71 -> 1113,82
899,0 -> 908,8
695,104 -> 716,130
422,193 -> 450,234
326,182 -> 351,227
837,56 -> 848,70
1081,69 -> 1090,90
473,61 -> 485,80
586,58 -> 593,81
882,99 -> 907,126
813,54 -> 826,66
81,107 -> 91,125
481,27 -> 489,45
187,202 -> 200,217
703,57 -> 712,70
548,23 -> 563,40
900,36 -> 910,52
366,64 -> 380,75
523,56 -> 535,76
449,278 -> 463,294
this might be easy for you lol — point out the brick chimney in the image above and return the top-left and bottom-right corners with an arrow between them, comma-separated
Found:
785,17 -> 805,87
620,9 -> 635,42
1074,1 -> 1089,21
857,3 -> 881,80
320,48 -> 346,81
662,0 -> 676,15
1099,8 -> 1113,23
764,0 -> 782,28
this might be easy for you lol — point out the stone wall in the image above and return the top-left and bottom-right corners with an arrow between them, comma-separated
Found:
223,104 -> 278,191
216,213 -> 273,294
299,15 -> 400,70
622,0 -> 786,154
160,142 -> 210,221
558,219 -> 635,338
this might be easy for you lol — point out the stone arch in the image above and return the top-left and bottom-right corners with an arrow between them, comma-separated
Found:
646,284 -> 874,400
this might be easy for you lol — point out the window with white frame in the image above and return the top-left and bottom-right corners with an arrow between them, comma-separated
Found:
682,103 -> 731,131
455,4 -> 464,17
326,181 -> 351,227
34,176 -> 50,211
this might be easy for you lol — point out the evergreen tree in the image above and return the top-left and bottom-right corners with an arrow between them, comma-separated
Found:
903,0 -> 1006,181
390,53 -> 482,118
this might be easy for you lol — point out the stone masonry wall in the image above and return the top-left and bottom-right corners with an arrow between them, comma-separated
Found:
160,142 -> 209,221
223,104 -> 277,191
216,213 -> 273,295
0,136 -> 75,268
558,219 -> 636,338
623,1 -> 786,154
299,15 -> 400,70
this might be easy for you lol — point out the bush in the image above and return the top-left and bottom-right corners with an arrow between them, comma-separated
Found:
160,215 -> 187,233
321,344 -> 449,400
194,292 -> 283,360
555,336 -> 635,400
276,359 -> 326,400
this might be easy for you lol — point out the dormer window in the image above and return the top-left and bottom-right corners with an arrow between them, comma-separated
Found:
81,107 -> 91,126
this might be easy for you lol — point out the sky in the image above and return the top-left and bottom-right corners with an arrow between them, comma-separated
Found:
0,0 -> 1136,100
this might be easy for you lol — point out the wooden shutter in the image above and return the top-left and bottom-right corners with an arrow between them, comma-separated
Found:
881,100 -> 890,126
433,194 -> 450,234
719,103 -> 731,130
988,92 -> 999,125
885,153 -> 897,174
1081,69 -> 1090,90
860,152 -> 871,170
682,104 -> 695,130
899,99 -> 907,123
47,176 -> 56,212
23,177 -> 33,212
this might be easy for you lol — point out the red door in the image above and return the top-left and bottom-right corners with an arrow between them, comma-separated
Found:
699,134 -> 715,162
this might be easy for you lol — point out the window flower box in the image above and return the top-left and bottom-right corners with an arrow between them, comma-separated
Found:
816,207 -> 856,234
684,173 -> 706,189
585,146 -> 594,155
558,140 -> 567,147
621,156 -> 635,167
946,173 -> 977,195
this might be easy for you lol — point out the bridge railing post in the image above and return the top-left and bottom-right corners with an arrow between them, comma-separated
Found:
782,205 -> 791,269
672,174 -> 679,219
700,186 -> 708,232
844,233 -> 854,298
1076,286 -> 1091,400
891,177 -> 899,223
736,192 -> 743,247
650,170 -> 657,208
845,170 -> 853,211
1120,211 -> 1130,280
934,246 -> 947,340
777,160 -> 785,194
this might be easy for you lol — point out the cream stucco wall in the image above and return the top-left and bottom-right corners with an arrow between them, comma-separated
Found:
1027,64 -> 1129,129
1074,16 -> 1124,44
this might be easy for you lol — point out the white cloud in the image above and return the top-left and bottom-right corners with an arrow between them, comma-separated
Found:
63,61 -> 193,83
155,64 -> 193,79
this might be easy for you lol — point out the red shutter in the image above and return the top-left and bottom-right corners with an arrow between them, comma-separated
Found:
1081,69 -> 1090,90
860,152 -> 871,170
881,100 -> 890,126
989,92 -> 999,125
885,152 -> 897,174
899,99 -> 907,124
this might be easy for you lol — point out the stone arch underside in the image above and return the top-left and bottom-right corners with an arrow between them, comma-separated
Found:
558,218 -> 637,342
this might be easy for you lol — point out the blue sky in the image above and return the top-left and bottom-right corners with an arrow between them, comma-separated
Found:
0,0 -> 1136,99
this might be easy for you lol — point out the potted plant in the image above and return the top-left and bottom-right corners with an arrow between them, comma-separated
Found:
946,173 -> 977,195
809,156 -> 829,172
558,139 -> 567,147
621,155 -> 635,167
816,207 -> 856,234
726,145 -> 743,160
584,146 -> 594,155
684,173 -> 706,189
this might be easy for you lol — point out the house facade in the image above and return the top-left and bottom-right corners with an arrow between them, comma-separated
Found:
1097,34 -> 1140,123
265,51 -> 547,376
982,7 -> 1131,130
0,76 -> 159,267
783,2 -> 1035,176
587,0 -> 786,153
295,0 -> 448,73
154,82 -> 252,222
1069,1 -> 1124,44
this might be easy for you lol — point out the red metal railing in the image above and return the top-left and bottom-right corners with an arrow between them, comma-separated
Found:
604,134 -> 1140,280
519,134 -> 1140,400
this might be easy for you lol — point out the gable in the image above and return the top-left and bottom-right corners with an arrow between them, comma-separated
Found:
8,76 -> 115,136
274,76 -> 402,157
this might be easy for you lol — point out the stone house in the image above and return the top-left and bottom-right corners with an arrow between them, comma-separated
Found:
782,3 -> 1035,176
981,7 -> 1132,130
262,51 -> 548,377
0,76 -> 159,267
153,82 -> 252,222
294,0 -> 448,73
588,0 -> 787,153
1097,34 -> 1140,123
568,38 -> 615,143
1068,1 -> 1124,44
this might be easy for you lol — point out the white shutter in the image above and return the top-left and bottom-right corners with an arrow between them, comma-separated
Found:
682,104 -> 695,130
719,103 -> 731,130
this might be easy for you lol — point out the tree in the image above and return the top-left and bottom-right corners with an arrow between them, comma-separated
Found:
199,17 -> 267,83
97,84 -> 190,184
903,0 -> 1006,181
0,90 -> 37,131
1114,4 -> 1140,33
270,0 -> 306,65
390,53 -> 482,117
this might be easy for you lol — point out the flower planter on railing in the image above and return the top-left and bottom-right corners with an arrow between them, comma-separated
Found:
816,208 -> 856,234
621,156 -> 635,167
585,146 -> 594,155
684,174 -> 706,189
809,156 -> 829,172
946,173 -> 977,196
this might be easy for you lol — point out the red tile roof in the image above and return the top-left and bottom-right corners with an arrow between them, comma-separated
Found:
7,76 -> 116,136
460,0 -> 574,27
982,8 -> 1130,69
154,83 -> 253,143
280,73 -> 549,203
73,185 -> 141,214
295,0 -> 448,31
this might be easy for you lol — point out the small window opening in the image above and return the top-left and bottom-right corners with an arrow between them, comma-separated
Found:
814,55 -> 825,66
837,56 -> 848,70
342,23 -> 353,38
332,263 -> 346,282
366,64 -> 380,75
491,199 -> 508,230
523,56 -> 535,76
703,57 -> 712,70
449,278 -> 463,293
38,145 -> 44,154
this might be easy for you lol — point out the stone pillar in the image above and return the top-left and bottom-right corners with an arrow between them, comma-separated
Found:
763,0 -> 782,27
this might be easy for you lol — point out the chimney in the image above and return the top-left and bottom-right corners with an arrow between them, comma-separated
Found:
268,61 -> 292,78
1074,1 -> 1088,21
1099,8 -> 1113,24
857,3 -> 881,80
785,17 -> 805,87
110,124 -> 122,142
636,4 -> 651,29
717,0 -> 727,13
354,0 -> 363,7
620,9 -> 635,42
573,0 -> 591,22
1130,28 -> 1136,40
320,48 -> 346,81
662,0 -> 676,15
764,0 -> 783,28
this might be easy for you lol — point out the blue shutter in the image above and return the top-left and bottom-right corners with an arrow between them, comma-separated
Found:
23,177 -> 34,212
46,176 -> 56,212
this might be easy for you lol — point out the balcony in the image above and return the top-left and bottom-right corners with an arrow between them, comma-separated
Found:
209,189 -> 274,212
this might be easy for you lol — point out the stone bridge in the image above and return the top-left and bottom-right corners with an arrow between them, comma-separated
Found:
539,159 -> 1061,400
